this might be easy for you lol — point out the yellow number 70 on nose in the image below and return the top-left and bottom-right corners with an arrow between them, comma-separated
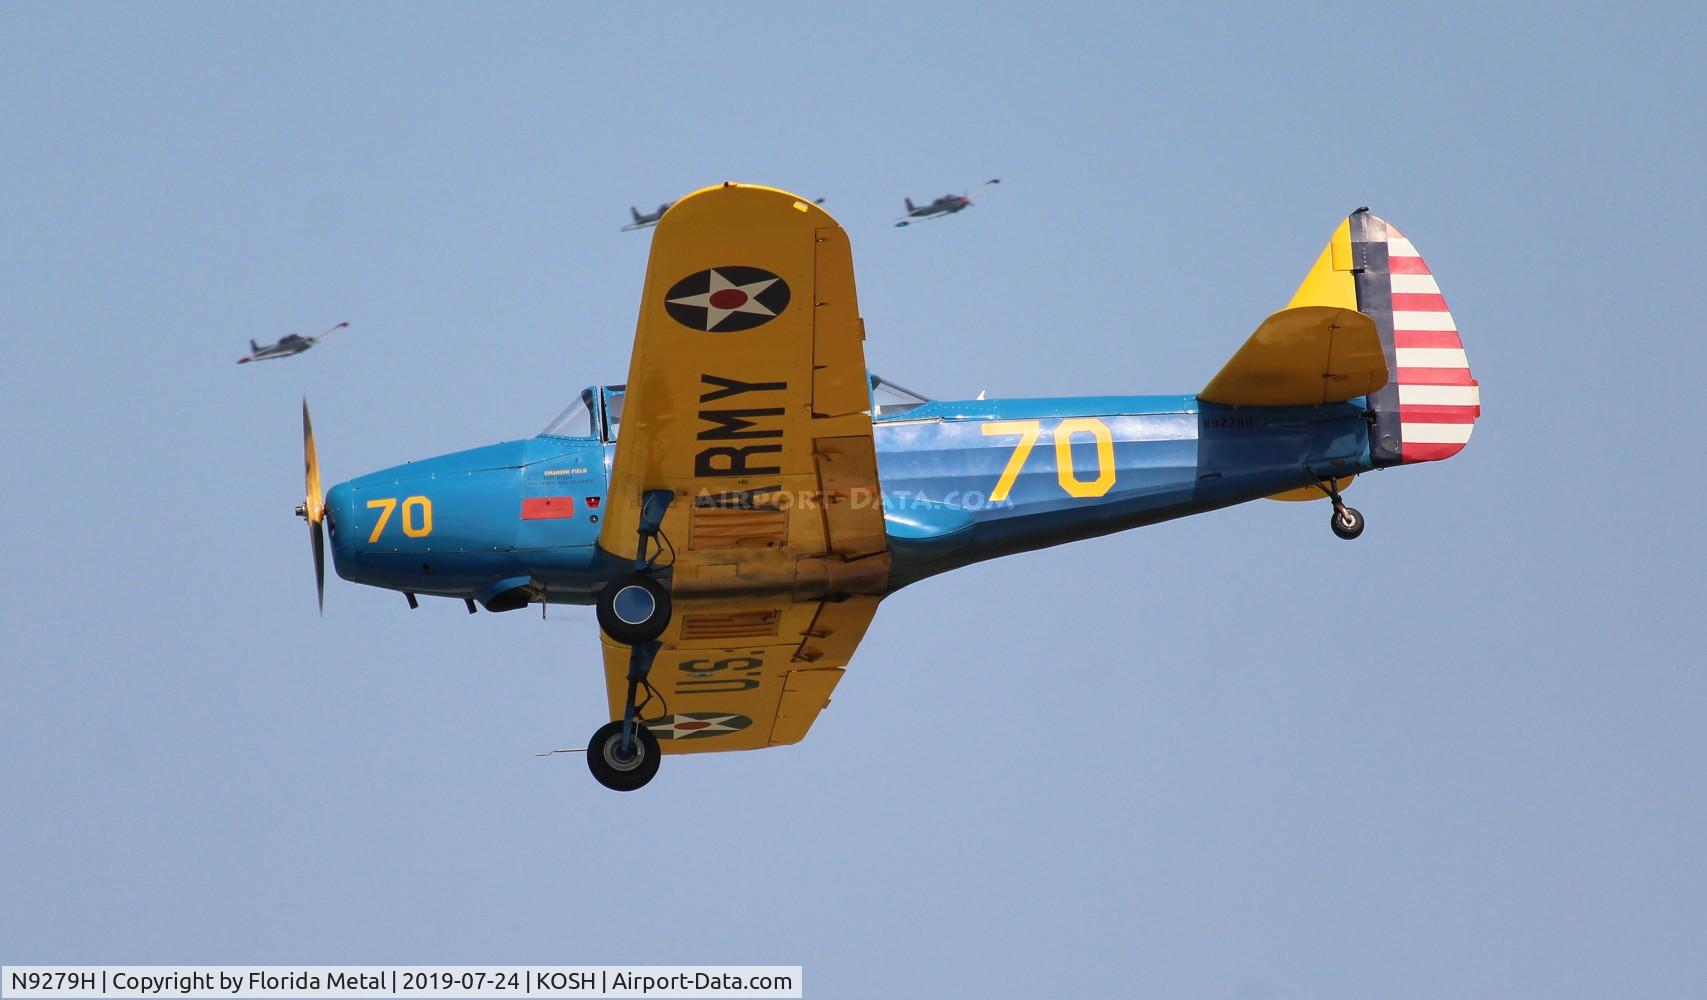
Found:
365,496 -> 433,542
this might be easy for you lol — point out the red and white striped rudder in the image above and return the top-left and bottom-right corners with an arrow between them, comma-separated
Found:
1350,211 -> 1480,465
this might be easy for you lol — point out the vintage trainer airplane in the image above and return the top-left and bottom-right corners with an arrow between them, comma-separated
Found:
622,203 -> 674,232
239,322 -> 348,364
296,183 -> 1478,790
894,179 -> 1000,227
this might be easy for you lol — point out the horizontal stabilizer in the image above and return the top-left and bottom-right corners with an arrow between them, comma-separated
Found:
1200,305 -> 1388,407
1267,475 -> 1354,502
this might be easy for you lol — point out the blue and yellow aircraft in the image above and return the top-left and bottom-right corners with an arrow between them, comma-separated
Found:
297,183 -> 1479,790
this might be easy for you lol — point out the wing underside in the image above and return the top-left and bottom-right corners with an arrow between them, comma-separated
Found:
595,183 -> 890,753
600,595 -> 879,753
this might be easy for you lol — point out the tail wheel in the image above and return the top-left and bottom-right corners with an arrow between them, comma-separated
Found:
586,719 -> 661,791
596,572 -> 671,644
1331,505 -> 1366,540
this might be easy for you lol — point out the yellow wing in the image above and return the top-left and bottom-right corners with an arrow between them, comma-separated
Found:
601,595 -> 880,754
597,183 -> 889,753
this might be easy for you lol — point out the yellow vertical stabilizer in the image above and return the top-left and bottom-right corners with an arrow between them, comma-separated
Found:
1288,219 -> 1357,310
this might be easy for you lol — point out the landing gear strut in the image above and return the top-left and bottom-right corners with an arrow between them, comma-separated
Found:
1313,475 -> 1365,541
586,489 -> 676,791
586,640 -> 662,791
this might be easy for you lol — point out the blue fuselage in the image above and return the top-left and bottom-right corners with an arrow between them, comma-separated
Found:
325,394 -> 1372,608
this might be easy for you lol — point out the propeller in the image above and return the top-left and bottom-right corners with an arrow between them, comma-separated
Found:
309,321 -> 350,344
296,399 -> 326,612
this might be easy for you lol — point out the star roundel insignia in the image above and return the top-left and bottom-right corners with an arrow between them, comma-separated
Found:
644,712 -> 753,740
663,266 -> 790,333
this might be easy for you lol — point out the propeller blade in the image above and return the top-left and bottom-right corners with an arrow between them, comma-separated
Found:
302,399 -> 323,525
300,399 -> 327,613
310,321 -> 350,344
311,519 -> 325,614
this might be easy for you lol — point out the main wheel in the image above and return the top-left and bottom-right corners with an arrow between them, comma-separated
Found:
1331,505 -> 1366,540
596,572 -> 671,644
586,719 -> 661,791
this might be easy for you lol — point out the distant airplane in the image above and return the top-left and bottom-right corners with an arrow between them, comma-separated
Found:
237,322 -> 348,365
895,179 -> 1001,227
625,197 -> 824,232
622,203 -> 674,232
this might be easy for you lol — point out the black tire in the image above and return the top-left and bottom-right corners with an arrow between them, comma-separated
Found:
1331,505 -> 1366,540
595,572 -> 671,644
586,719 -> 661,791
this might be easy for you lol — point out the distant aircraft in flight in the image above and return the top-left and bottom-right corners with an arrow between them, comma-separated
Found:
895,179 -> 1000,227
237,323 -> 348,365
623,203 -> 674,232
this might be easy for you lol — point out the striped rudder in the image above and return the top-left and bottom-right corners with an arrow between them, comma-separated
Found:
1349,211 -> 1480,465
1288,210 -> 1480,466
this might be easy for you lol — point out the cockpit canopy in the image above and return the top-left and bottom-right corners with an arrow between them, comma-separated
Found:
540,389 -> 596,438
542,376 -> 923,441
870,374 -> 929,417
541,386 -> 626,441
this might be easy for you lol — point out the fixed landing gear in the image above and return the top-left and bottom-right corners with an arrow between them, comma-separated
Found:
586,718 -> 661,791
586,488 -> 677,791
588,595 -> 668,790
596,572 -> 671,644
1331,504 -> 1366,540
586,640 -> 663,791
1312,474 -> 1366,541
587,576 -> 668,790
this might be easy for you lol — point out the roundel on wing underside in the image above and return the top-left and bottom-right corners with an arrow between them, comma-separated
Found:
644,712 -> 754,740
663,266 -> 791,333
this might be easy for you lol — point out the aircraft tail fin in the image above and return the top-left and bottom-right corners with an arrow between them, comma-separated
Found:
250,338 -> 261,352
1286,210 -> 1480,465
630,207 -> 642,222
904,197 -> 915,212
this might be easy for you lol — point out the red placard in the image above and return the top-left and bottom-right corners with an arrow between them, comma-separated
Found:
521,496 -> 575,520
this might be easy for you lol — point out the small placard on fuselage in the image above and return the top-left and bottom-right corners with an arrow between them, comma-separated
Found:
520,496 -> 575,520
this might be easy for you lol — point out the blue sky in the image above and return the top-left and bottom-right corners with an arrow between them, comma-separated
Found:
3,4 -> 1703,997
